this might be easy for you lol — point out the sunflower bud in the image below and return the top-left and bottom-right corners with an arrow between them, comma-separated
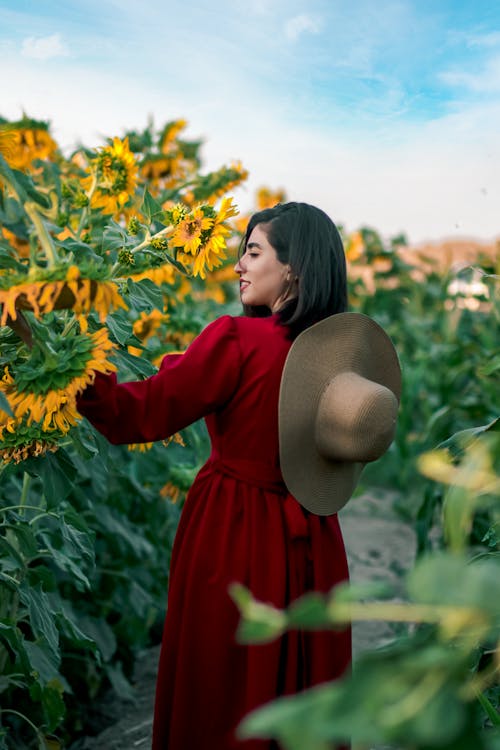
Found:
56,212 -> 70,228
127,216 -> 140,236
61,183 -> 73,200
73,191 -> 89,208
150,236 -> 169,251
118,248 -> 135,266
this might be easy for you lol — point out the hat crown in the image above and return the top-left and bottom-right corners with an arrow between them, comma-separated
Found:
279,312 -> 402,515
315,371 -> 399,462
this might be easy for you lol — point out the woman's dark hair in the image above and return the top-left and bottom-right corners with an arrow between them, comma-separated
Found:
240,202 -> 347,337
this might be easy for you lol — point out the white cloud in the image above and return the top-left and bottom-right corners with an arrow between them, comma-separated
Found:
467,31 -> 500,49
284,14 -> 320,42
21,33 -> 69,61
440,54 -> 500,94
3,18 -> 500,245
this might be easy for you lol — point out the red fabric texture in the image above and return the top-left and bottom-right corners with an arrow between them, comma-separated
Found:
77,314 -> 351,749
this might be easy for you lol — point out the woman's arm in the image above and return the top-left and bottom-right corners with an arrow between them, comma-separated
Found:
77,315 -> 241,445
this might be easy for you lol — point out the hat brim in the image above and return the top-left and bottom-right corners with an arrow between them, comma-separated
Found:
279,313 -> 401,515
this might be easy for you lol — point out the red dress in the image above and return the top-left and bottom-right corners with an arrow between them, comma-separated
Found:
77,314 -> 351,750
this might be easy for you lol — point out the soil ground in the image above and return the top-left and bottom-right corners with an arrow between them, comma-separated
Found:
73,490 -> 416,750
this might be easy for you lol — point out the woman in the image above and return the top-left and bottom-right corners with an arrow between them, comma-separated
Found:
77,201 -> 352,749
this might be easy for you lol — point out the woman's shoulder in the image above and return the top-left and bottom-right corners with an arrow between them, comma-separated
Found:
200,314 -> 290,350
232,313 -> 287,336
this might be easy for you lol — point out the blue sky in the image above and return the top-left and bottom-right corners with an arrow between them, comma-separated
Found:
1,0 -> 500,243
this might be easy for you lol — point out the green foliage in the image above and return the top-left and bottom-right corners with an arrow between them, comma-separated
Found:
1,112 -> 499,748
234,428 -> 500,750
0,114 -> 242,748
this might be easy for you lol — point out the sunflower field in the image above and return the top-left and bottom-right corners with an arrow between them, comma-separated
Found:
0,114 -> 248,749
0,113 -> 499,750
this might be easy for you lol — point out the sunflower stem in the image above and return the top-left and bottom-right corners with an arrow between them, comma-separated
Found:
19,472 -> 31,516
475,688 -> 500,726
0,709 -> 45,743
110,225 -> 174,276
62,314 -> 78,338
24,201 -> 59,267
0,504 -> 50,515
77,171 -> 98,238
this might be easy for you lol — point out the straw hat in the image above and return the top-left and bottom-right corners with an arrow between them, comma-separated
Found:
279,312 -> 401,515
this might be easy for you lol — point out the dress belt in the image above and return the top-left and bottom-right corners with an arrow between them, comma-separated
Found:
207,455 -> 288,495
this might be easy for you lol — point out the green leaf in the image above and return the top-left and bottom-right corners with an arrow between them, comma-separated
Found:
141,189 -> 163,222
40,538 -> 91,589
239,682 -> 343,750
0,621 -> 30,672
19,583 -> 60,660
27,564 -> 57,592
55,602 -> 98,655
479,355 -> 500,377
111,347 -> 156,378
128,580 -> 153,618
75,614 -> 116,661
229,583 -> 286,644
163,252 -> 189,275
102,219 -> 130,251
0,244 -> 27,272
95,505 -> 154,557
407,552 -> 500,621
5,522 -> 38,560
68,422 -> 99,459
12,169 -> 51,209
105,662 -> 135,701
286,592 -> 331,629
0,391 -> 13,417
0,528 -> 27,571
41,681 -> 66,732
0,153 -> 28,202
438,418 -> 500,456
54,237 -> 104,265
125,277 -> 164,312
24,640 -> 69,690
34,449 -> 77,506
105,311 -> 135,346
61,513 -> 95,567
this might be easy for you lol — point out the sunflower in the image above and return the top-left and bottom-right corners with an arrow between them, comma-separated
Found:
2,328 -> 117,433
0,413 -> 61,464
256,186 -> 286,211
209,265 -> 238,284
171,208 -> 214,256
0,265 -> 127,325
346,231 -> 365,262
128,430 -> 185,454
128,262 -> 176,286
128,309 -> 169,357
159,120 -> 188,152
0,130 -> 19,165
0,120 -> 58,171
127,442 -> 154,452
159,481 -> 182,504
191,198 -> 238,279
184,163 -> 248,205
133,309 -> 169,341
83,137 -> 138,216
1,227 -> 30,258
140,154 -> 179,183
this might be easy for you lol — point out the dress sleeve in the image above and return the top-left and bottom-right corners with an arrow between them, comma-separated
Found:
76,315 -> 241,444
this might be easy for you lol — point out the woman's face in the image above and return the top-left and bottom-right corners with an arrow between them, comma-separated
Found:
234,224 -> 296,312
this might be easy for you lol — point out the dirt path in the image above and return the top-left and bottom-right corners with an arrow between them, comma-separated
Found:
74,491 -> 415,749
